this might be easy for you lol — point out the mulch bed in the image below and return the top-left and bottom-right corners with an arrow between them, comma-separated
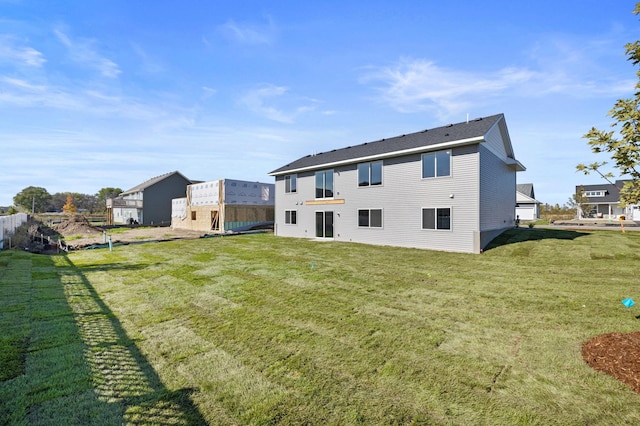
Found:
582,331 -> 640,393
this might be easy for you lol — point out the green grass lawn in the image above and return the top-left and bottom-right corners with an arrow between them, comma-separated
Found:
2,228 -> 640,424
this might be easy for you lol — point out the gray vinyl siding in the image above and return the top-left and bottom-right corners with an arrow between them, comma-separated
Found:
274,172 -> 315,238
272,114 -> 522,254
275,146 -> 482,253
142,173 -> 191,225
479,144 -> 516,232
483,122 -> 507,158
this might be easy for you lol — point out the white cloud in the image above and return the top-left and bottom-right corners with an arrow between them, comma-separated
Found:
217,17 -> 277,45
53,27 -> 121,78
1,76 -> 45,91
131,42 -> 165,74
240,84 -> 314,124
201,86 -> 217,99
0,36 -> 45,67
361,59 -> 537,118
361,51 -> 636,120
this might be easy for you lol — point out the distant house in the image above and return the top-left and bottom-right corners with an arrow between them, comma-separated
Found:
171,178 -> 275,233
269,113 -> 525,254
576,180 -> 638,220
515,183 -> 541,221
107,171 -> 193,225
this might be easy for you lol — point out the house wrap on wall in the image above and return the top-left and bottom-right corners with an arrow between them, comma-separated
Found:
171,178 -> 274,233
107,171 -> 193,226
269,113 -> 525,254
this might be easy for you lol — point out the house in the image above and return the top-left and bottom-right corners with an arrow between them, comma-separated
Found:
516,183 -> 541,221
575,180 -> 638,220
171,178 -> 275,233
107,171 -> 193,225
269,113 -> 525,254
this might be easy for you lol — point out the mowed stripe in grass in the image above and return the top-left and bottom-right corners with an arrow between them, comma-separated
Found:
0,250 -> 207,425
3,228 -> 640,424
62,229 -> 640,424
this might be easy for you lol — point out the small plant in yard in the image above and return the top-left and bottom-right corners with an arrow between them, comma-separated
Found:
528,222 -> 535,228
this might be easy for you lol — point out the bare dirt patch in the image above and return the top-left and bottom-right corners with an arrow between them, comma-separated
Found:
583,332 -> 640,393
52,216 -> 205,249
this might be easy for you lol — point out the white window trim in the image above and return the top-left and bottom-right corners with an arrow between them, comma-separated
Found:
285,174 -> 297,194
357,161 -> 384,188
421,206 -> 452,231
421,150 -> 452,180
314,210 -> 335,239
357,208 -> 384,229
284,209 -> 297,225
315,169 -> 334,200
582,190 -> 605,197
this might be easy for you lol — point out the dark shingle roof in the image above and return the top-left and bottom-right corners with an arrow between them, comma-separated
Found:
121,171 -> 191,195
517,183 -> 534,198
576,180 -> 628,204
270,113 -> 505,175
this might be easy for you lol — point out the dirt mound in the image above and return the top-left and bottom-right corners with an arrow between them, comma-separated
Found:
583,332 -> 640,393
53,215 -> 103,237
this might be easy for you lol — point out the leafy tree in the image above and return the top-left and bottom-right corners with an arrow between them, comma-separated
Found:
62,194 -> 77,215
50,192 -> 99,212
567,186 -> 594,218
577,3 -> 640,205
49,192 -> 68,212
13,186 -> 51,213
73,193 -> 98,212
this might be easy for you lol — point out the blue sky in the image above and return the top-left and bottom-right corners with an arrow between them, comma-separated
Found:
1,1 -> 638,207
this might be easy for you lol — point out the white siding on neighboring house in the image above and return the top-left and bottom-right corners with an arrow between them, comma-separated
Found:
515,191 -> 540,221
516,206 -> 535,221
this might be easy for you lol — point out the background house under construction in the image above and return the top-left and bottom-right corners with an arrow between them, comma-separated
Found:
171,178 -> 274,233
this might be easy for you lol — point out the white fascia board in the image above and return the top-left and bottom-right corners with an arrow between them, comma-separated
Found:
269,136 -> 485,176
506,158 -> 526,172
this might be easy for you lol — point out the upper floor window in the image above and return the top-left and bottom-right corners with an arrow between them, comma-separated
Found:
315,170 -> 334,198
583,190 -> 605,197
422,150 -> 451,179
285,174 -> 297,193
358,161 -> 383,187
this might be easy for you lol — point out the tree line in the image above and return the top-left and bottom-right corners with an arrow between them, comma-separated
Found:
6,186 -> 123,214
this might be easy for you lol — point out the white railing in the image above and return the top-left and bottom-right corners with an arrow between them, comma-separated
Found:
0,213 -> 29,249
